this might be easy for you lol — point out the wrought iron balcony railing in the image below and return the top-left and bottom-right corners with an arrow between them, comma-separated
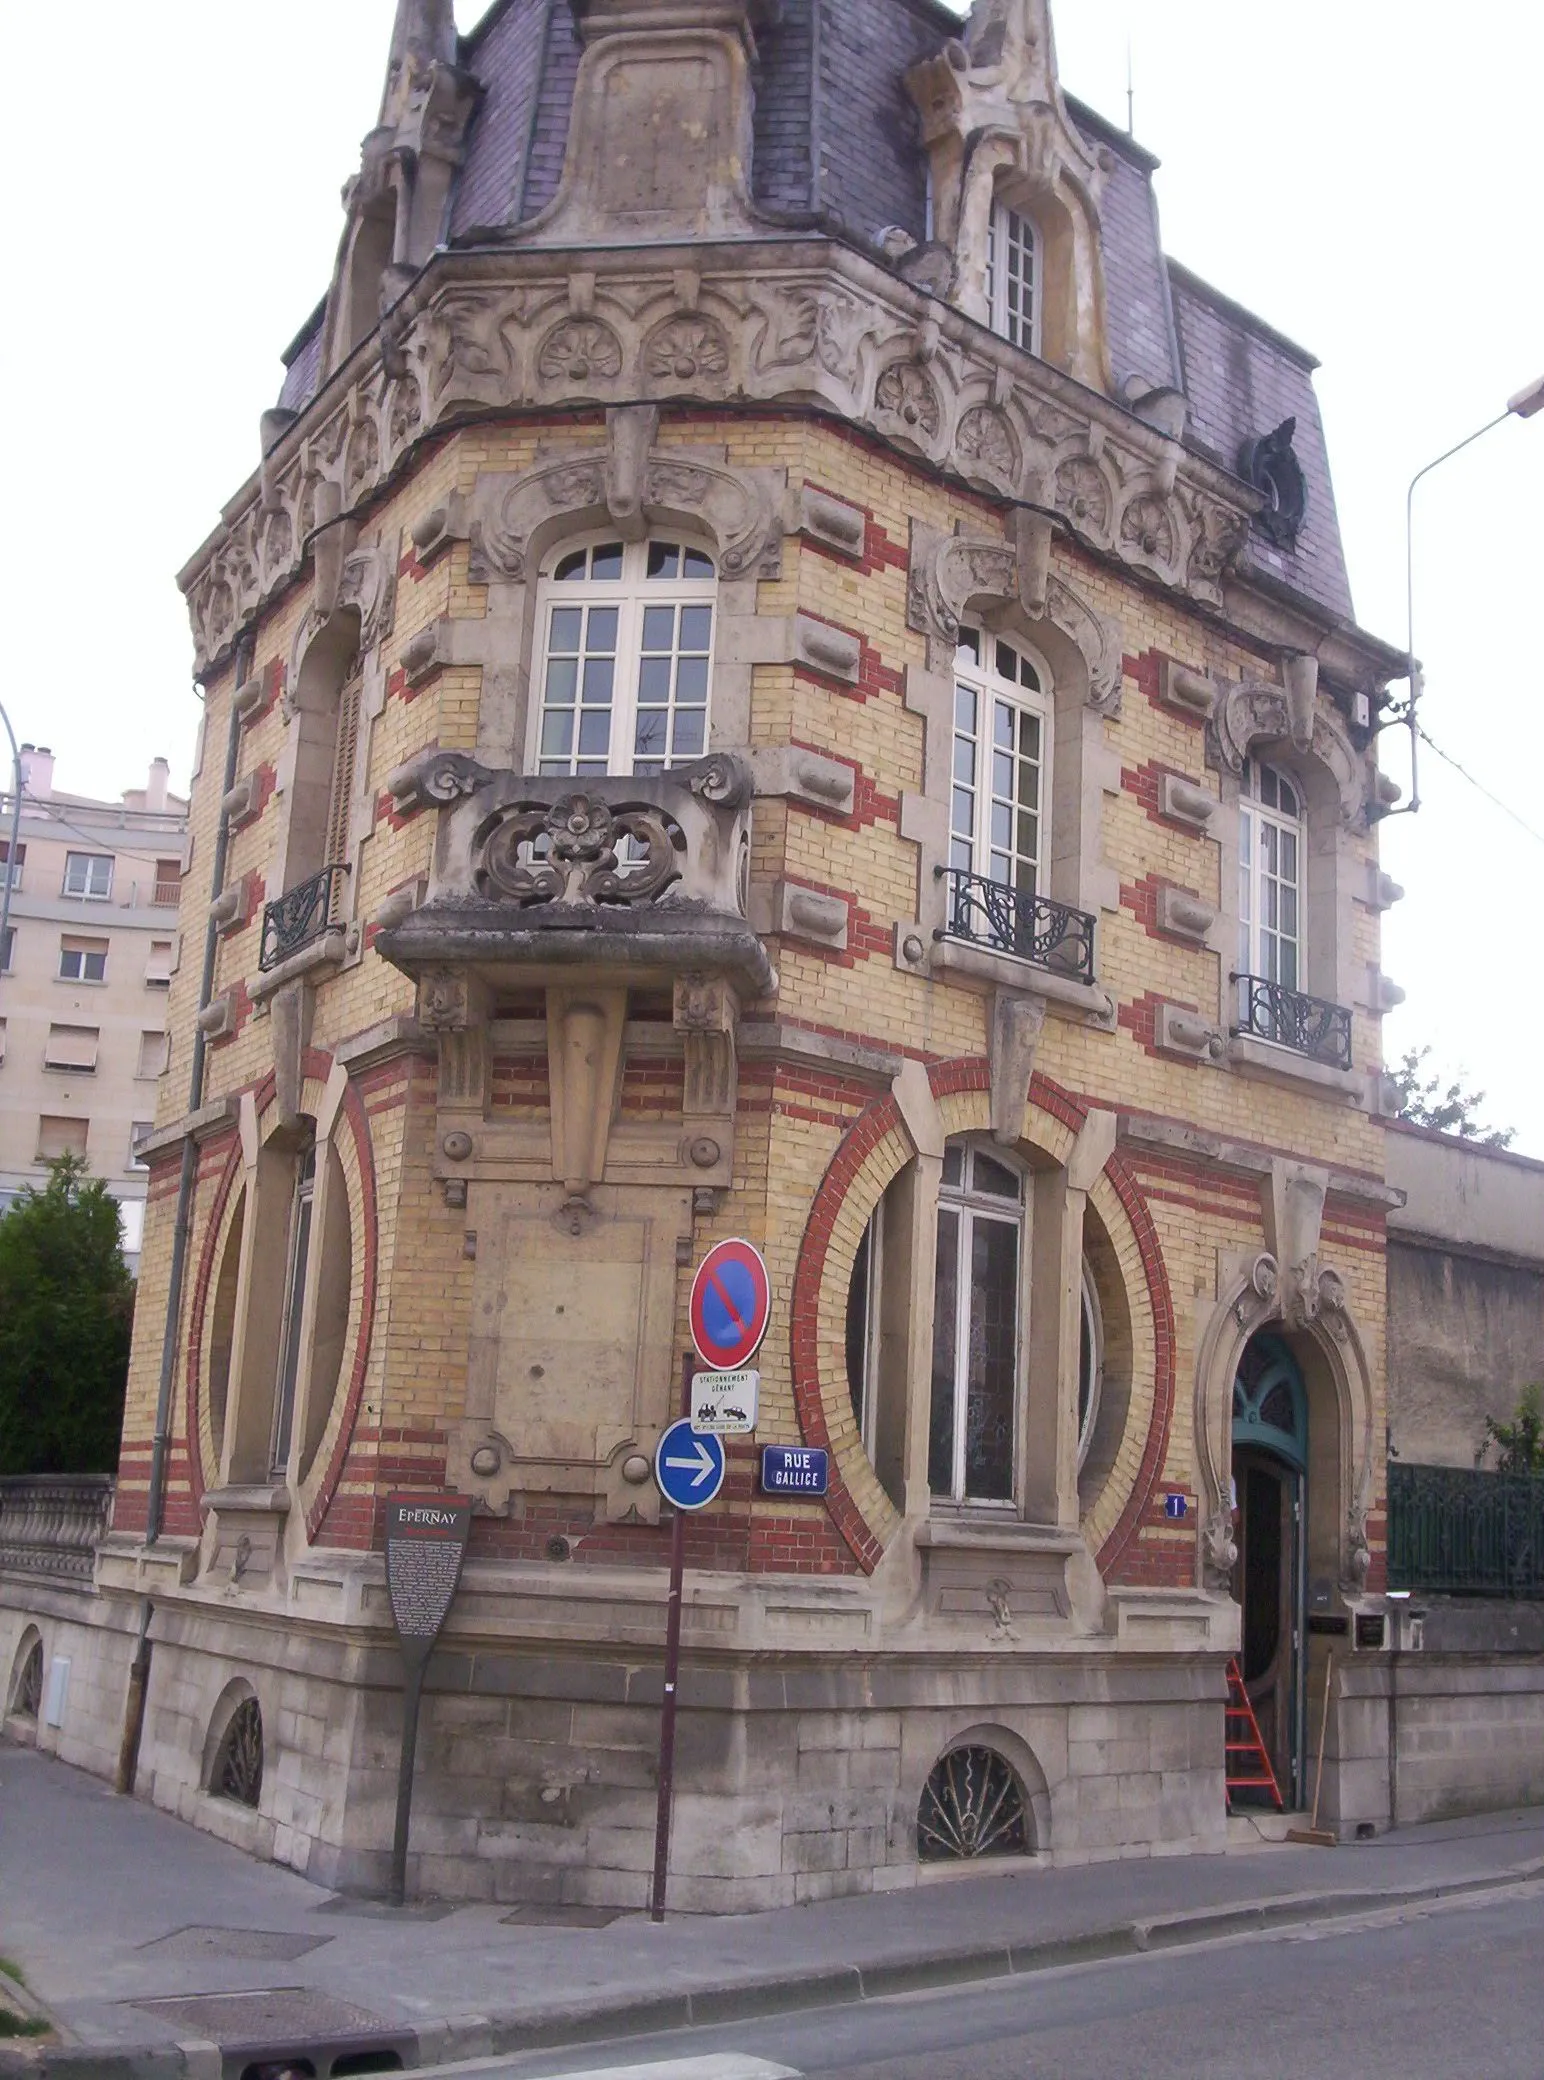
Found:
1232,972 -> 1351,1070
939,869 -> 1096,985
1389,1462 -> 1544,1598
259,863 -> 349,972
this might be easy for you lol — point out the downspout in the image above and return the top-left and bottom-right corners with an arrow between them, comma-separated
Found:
145,633 -> 253,1545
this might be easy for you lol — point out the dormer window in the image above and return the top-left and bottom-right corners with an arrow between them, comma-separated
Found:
986,201 -> 1039,354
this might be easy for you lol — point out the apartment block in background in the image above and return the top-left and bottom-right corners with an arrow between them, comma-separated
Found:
0,746 -> 189,1267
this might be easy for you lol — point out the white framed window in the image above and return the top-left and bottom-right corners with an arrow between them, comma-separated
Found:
145,939 -> 174,988
59,936 -> 108,983
129,1122 -> 154,1171
986,199 -> 1039,353
63,852 -> 114,900
930,1140 -> 1024,1506
531,537 -> 717,778
1238,759 -> 1304,996
950,628 -> 1050,894
0,925 -> 13,974
0,838 -> 25,893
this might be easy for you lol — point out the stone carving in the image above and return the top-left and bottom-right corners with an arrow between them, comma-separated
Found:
1202,1508 -> 1239,1595
1260,1161 -> 1330,1331
335,542 -> 397,656
675,971 -> 739,1119
1208,677 -> 1367,829
182,257 -> 1271,676
1054,456 -> 1111,533
955,404 -> 1021,488
643,314 -> 731,386
906,523 -> 1121,713
875,361 -> 942,440
387,746 -> 495,816
419,967 -> 475,1030
1119,492 -> 1176,566
469,443 -> 780,586
478,793 -> 686,908
989,990 -> 1046,1144
537,316 -> 624,385
985,1577 -> 1020,1643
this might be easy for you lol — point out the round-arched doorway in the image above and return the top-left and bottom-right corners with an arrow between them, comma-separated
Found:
1231,1333 -> 1308,1807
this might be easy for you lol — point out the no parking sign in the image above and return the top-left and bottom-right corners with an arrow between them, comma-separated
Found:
689,1238 -> 771,1371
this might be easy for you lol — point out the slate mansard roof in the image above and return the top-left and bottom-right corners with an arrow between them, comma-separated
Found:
276,0 -> 1354,623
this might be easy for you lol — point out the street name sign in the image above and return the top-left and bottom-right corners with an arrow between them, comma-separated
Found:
692,1368 -> 759,1435
655,1417 -> 727,1510
760,1445 -> 829,1496
689,1237 -> 771,1371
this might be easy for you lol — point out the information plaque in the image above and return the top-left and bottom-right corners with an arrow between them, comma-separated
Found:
383,1492 -> 473,1904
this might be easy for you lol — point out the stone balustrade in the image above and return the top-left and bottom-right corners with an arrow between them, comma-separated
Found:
0,1476 -> 114,1586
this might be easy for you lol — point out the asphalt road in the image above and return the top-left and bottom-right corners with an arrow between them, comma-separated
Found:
426,1879 -> 1544,2080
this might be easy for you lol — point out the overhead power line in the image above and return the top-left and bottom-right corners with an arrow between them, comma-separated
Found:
1414,724 -> 1544,849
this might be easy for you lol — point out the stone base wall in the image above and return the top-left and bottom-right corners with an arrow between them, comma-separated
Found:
1390,1654 -> 1544,1825
0,1580 -> 137,1781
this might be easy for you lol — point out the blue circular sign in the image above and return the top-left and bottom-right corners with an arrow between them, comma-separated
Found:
654,1418 -> 727,1511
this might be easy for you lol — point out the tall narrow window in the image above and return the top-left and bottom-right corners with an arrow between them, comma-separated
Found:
950,629 -> 1050,894
0,925 -> 12,974
0,839 -> 25,893
1238,759 -> 1304,1016
986,201 -> 1039,353
845,1211 -> 883,1458
930,1142 -> 1023,1506
533,539 -> 717,778
270,1145 -> 317,1476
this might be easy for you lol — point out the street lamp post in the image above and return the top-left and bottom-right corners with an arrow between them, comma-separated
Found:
0,700 -> 22,986
1397,372 -> 1544,813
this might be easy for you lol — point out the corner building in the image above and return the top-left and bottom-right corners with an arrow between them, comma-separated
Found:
101,0 -> 1411,1900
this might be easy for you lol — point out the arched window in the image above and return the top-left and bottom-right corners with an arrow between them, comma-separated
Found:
531,537 -> 717,778
1237,758 -> 1306,1044
949,628 -> 1051,893
270,1140 -> 318,1476
1077,1265 -> 1102,1472
986,199 -> 1039,354
930,1141 -> 1024,1506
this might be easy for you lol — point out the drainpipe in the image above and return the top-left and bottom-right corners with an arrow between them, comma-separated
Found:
145,635 -> 253,1544
114,1597 -> 155,1795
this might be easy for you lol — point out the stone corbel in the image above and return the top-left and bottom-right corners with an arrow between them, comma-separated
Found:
548,986 -> 628,1204
270,980 -> 315,1132
388,746 -> 496,818
750,881 -> 849,951
1159,659 -> 1216,721
1260,1159 -> 1330,1330
1283,653 -> 1319,749
797,485 -> 866,560
1156,1002 -> 1224,1064
197,991 -> 241,1042
1156,886 -> 1217,943
989,990 -> 1046,1144
674,972 -> 740,1121
746,745 -> 855,817
604,403 -> 660,537
1160,774 -> 1216,830
792,614 -> 862,684
411,493 -> 468,565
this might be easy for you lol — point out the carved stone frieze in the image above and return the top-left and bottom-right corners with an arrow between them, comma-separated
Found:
182,251 -> 1261,676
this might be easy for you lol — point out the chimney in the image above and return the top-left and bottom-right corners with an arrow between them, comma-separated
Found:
145,757 -> 170,814
19,744 -> 54,797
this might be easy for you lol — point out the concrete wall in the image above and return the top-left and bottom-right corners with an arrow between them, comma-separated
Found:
1386,1125 -> 1544,1467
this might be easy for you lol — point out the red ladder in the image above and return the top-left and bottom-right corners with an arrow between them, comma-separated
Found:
1225,1655 -> 1283,1811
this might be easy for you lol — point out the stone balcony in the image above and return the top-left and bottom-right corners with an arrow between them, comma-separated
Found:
377,750 -> 773,1001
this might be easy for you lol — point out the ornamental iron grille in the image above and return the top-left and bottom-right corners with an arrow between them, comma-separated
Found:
259,865 -> 349,971
1388,1463 -> 1544,1598
918,1745 -> 1030,1860
1232,1335 -> 1308,1471
1232,973 -> 1351,1070
11,1638 -> 42,1719
941,869 -> 1095,984
212,1696 -> 265,1807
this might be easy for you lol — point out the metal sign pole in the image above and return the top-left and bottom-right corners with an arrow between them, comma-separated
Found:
390,1647 -> 429,1907
650,1351 -> 694,1922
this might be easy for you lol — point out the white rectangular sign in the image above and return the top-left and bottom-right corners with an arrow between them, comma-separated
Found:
692,1368 -> 759,1434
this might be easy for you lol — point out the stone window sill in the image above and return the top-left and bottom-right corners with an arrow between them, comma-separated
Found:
926,935 -> 1116,1025
1226,1033 -> 1362,1099
916,1515 -> 1084,1557
251,928 -> 348,1002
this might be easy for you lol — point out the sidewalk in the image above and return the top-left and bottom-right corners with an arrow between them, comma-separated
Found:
6,1741 -> 1544,2076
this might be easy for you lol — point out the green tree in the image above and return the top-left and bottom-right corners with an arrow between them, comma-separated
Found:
0,1154 -> 134,1475
1389,1046 -> 1514,1148
1478,1386 -> 1544,1475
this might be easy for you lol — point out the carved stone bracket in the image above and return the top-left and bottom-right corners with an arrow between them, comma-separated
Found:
1260,1159 -> 1330,1330
989,990 -> 1046,1144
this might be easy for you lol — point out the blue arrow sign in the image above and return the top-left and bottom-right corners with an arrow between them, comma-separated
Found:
654,1418 -> 726,1512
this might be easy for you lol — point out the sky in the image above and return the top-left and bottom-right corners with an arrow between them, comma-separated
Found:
4,2 -> 1540,1148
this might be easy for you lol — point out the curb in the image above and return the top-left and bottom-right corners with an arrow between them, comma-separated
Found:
7,1857 -> 1544,2078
